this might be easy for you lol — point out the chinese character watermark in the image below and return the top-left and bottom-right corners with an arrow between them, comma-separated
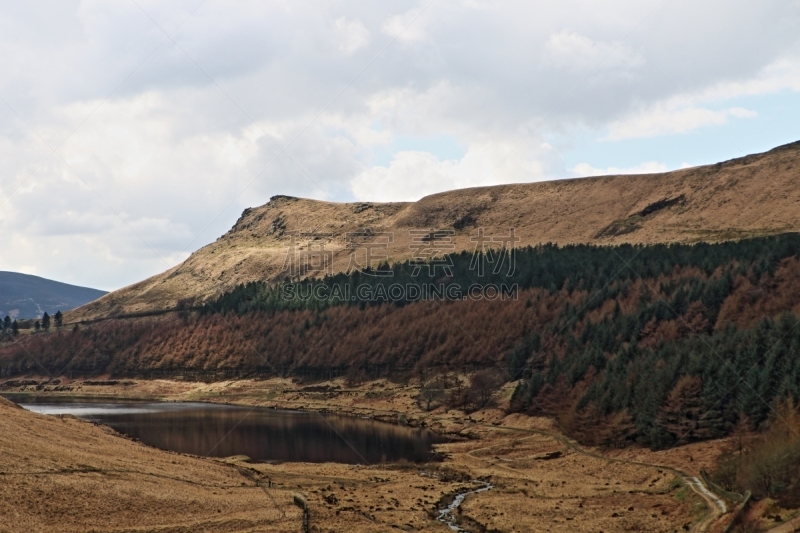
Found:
346,230 -> 394,277
409,228 -> 455,277
469,228 -> 519,276
280,226 -> 520,292
281,231 -> 334,277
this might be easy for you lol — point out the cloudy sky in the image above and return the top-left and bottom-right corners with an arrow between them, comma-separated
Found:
1,0 -> 799,291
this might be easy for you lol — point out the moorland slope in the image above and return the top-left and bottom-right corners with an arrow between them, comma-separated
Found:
69,141 -> 800,321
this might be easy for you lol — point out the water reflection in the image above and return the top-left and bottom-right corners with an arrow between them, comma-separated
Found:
7,396 -> 446,464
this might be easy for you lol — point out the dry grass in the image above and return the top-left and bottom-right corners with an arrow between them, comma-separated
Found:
0,397 -> 299,532
1,377 -> 743,531
68,141 -> 800,322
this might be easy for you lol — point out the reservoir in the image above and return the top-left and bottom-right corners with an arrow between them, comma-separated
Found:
4,395 -> 447,464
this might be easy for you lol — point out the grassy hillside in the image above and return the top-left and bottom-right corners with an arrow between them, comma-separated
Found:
4,234 -> 800,449
69,140 -> 800,322
0,396 -> 294,531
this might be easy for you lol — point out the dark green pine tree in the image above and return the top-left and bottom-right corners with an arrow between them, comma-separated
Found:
505,332 -> 540,380
739,365 -> 769,429
11,320 -> 19,335
698,365 -> 738,439
54,310 -> 63,329
42,312 -> 51,331
2,315 -> 9,334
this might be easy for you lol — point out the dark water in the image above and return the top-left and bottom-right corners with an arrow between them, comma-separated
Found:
4,395 -> 447,464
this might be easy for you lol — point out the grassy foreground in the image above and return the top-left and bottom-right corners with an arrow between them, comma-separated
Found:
2,377 -> 786,532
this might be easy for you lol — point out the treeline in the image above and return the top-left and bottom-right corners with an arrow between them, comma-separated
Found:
0,294 -> 542,378
1,316 -> 19,336
204,233 -> 800,315
1,234 -> 799,449
512,309 -> 800,449
1,311 -> 64,335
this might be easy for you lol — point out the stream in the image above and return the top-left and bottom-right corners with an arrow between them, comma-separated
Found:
687,476 -> 727,513
436,481 -> 493,532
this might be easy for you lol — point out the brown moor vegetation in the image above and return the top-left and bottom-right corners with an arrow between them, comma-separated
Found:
4,234 -> 800,452
69,140 -> 800,322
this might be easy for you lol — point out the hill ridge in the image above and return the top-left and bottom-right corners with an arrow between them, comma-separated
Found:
0,271 -> 107,319
68,140 -> 800,322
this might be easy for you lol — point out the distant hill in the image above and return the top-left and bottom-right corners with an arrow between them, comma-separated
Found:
69,140 -> 800,321
0,272 -> 107,320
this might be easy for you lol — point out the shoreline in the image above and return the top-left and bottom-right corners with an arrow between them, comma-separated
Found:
0,388 -> 457,435
1,375 -> 753,531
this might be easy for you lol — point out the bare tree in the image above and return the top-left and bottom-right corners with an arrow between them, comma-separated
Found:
418,381 -> 445,411
467,369 -> 505,410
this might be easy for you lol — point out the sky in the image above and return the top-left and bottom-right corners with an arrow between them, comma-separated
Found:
1,0 -> 799,291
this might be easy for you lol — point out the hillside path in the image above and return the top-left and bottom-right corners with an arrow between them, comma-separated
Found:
447,418 -> 728,532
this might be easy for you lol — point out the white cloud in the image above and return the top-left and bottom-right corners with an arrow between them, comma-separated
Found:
543,30 -> 644,71
704,56 -> 800,99
351,141 -> 561,202
1,1 -> 799,289
382,7 -> 428,43
334,17 -> 370,54
604,106 -> 757,141
571,161 -> 668,178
